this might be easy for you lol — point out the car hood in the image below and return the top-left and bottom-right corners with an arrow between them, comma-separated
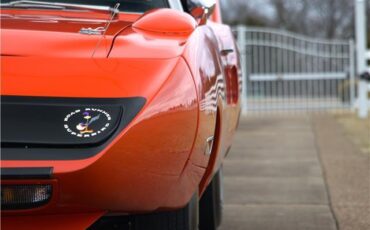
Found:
0,11 -> 132,57
1,10 -> 192,99
1,55 -> 181,99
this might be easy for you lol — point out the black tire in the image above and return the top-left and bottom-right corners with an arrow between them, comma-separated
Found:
134,192 -> 199,230
89,192 -> 199,230
199,167 -> 224,230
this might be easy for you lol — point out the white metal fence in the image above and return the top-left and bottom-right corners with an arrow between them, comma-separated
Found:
236,26 -> 356,113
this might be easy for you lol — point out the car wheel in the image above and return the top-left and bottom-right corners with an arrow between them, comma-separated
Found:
133,192 -> 199,230
199,167 -> 224,230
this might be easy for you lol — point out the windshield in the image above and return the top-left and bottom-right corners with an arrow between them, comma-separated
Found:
1,0 -> 169,13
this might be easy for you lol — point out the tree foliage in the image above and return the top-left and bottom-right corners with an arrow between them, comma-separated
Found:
221,0 -> 369,41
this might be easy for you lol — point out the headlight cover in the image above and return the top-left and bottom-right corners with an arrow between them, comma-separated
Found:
1,184 -> 52,210
1,96 -> 146,160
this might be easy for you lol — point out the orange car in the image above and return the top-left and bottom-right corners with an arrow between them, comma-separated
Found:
0,0 -> 241,229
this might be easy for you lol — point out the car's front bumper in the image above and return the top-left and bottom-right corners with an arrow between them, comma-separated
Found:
1,58 -> 205,225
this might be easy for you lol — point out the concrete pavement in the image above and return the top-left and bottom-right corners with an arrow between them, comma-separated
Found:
220,115 -> 338,230
313,115 -> 370,230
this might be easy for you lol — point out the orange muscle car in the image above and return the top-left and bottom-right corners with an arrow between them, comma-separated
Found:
0,0 -> 241,229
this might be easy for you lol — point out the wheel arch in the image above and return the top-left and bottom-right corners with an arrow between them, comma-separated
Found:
198,97 -> 224,196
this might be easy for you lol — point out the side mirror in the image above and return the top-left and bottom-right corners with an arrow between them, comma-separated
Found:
186,0 -> 216,25
133,9 -> 197,36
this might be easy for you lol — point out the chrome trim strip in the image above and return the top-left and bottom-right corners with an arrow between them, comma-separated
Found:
205,136 -> 215,155
1,0 -> 118,14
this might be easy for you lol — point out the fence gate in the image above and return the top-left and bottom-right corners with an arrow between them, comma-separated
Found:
236,26 -> 355,112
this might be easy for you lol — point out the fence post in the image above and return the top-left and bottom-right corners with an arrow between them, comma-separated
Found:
349,39 -> 356,109
355,0 -> 368,118
237,25 -> 248,114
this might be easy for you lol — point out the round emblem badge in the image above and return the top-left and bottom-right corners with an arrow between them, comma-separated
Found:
64,108 -> 111,138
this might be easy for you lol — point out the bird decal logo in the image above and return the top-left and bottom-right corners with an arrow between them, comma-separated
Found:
76,112 -> 101,134
64,108 -> 111,138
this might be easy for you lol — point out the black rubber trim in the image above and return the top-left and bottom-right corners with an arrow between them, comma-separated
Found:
1,96 -> 146,160
1,167 -> 53,180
